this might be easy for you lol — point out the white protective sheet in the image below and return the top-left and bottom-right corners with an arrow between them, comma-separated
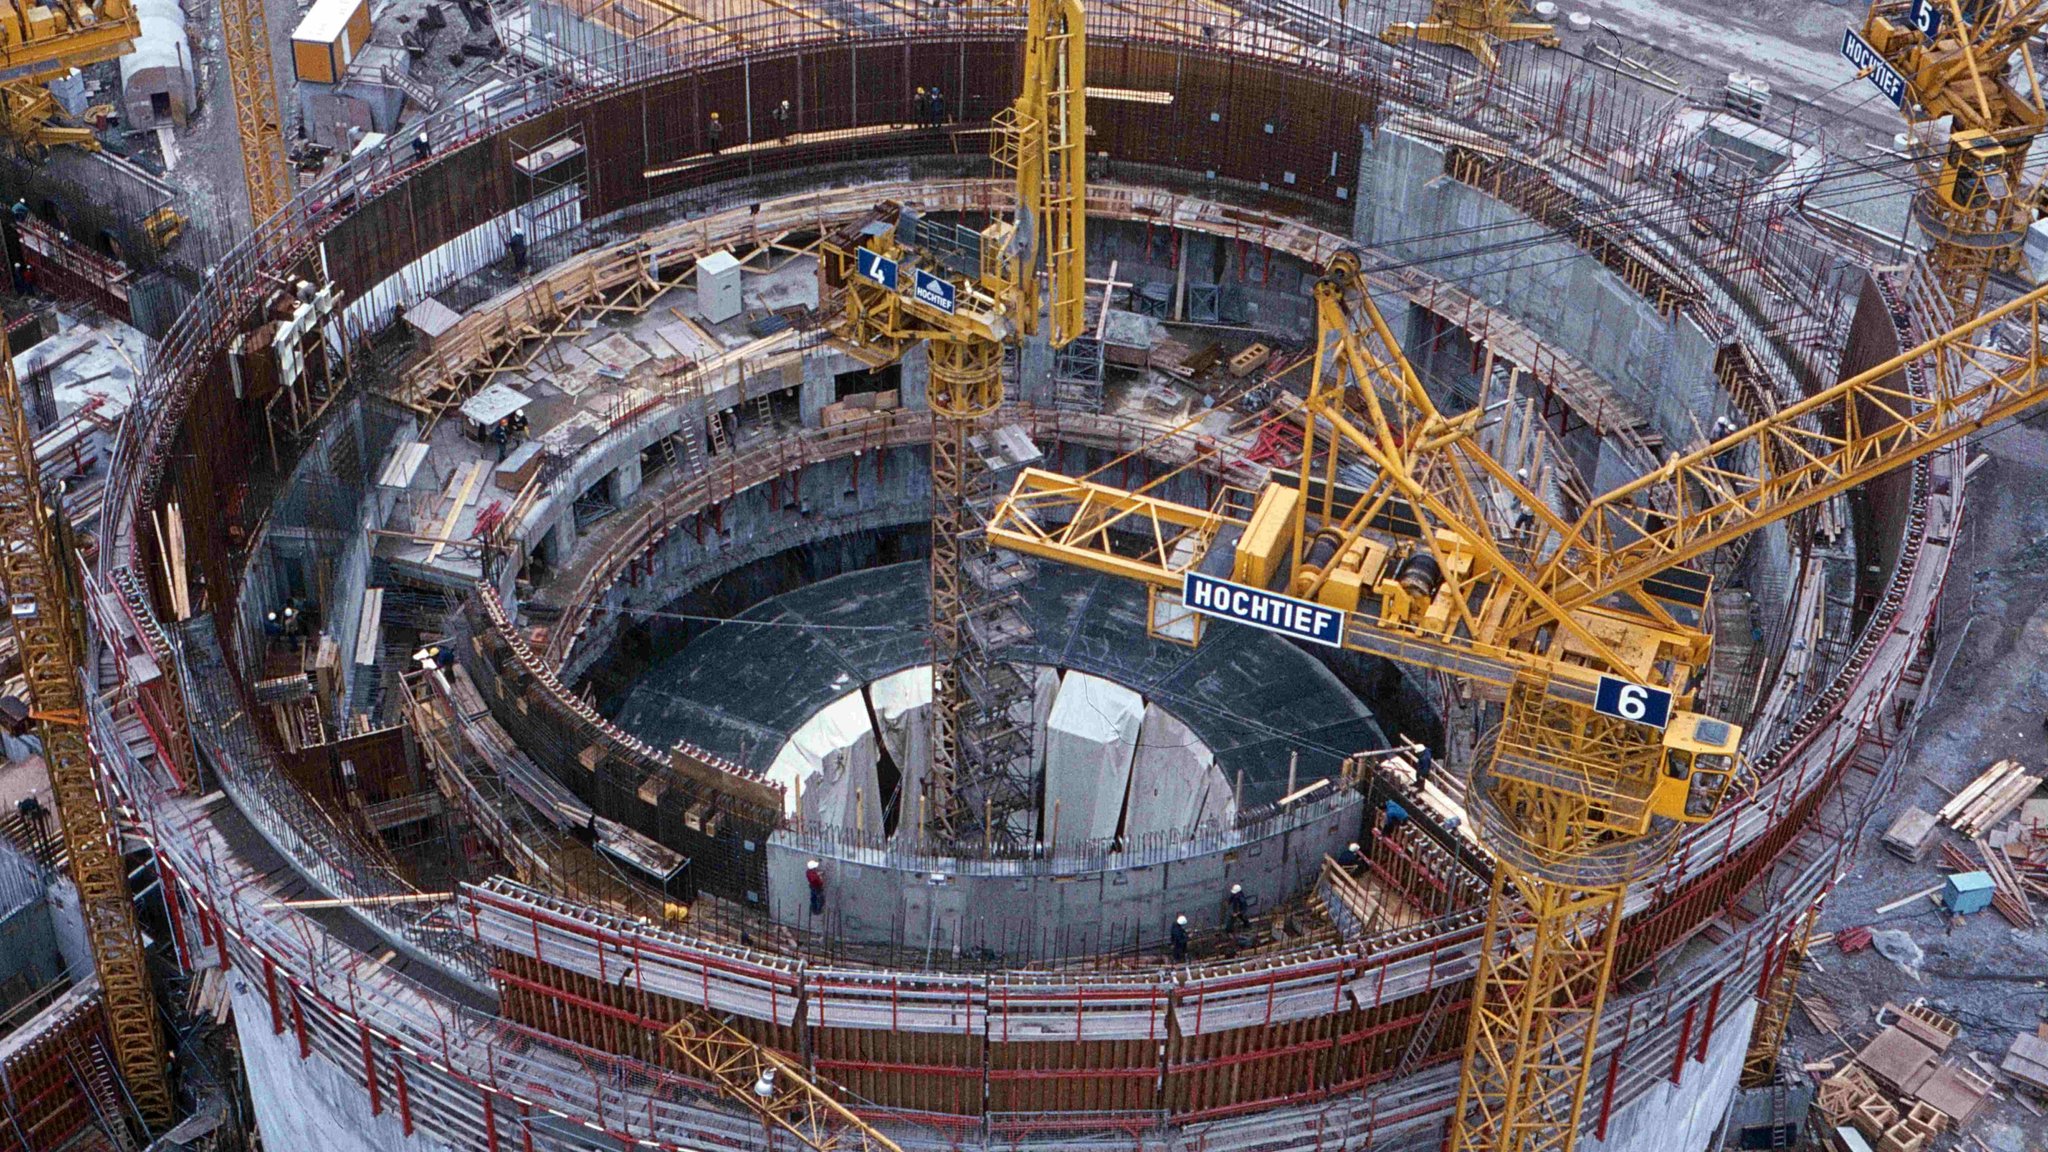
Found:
766,690 -> 884,834
870,666 -> 932,843
1041,672 -> 1144,850
1125,703 -> 1234,841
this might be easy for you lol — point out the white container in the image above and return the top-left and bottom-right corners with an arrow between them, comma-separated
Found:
697,249 -> 743,325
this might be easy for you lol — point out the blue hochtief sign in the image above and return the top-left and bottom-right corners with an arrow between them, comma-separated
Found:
1181,572 -> 1346,647
913,269 -> 956,315
1840,29 -> 1907,109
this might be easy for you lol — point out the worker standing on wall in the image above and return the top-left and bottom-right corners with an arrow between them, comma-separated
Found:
929,87 -> 946,128
914,88 -> 927,128
805,859 -> 826,915
772,100 -> 792,142
413,131 -> 431,163
1170,914 -> 1189,963
1413,745 -> 1433,791
1226,884 -> 1251,931
707,111 -> 723,154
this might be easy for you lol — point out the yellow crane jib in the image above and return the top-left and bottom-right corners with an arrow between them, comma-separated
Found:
662,1013 -> 904,1152
0,330 -> 174,1131
993,251 -> 2048,1151
1380,0 -> 1559,72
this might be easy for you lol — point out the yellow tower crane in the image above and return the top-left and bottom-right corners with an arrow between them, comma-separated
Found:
1858,0 -> 2048,315
819,0 -> 1086,850
1381,0 -> 1558,72
986,254 -> 2048,1151
0,0 -> 138,154
0,331 -> 174,1132
216,0 -> 293,221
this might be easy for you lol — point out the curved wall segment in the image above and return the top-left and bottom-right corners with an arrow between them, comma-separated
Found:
79,8 -> 1954,1152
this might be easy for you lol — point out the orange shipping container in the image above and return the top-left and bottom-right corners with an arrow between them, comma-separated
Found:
290,0 -> 373,85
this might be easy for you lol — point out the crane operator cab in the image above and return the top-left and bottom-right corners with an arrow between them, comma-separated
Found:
1652,712 -> 1744,823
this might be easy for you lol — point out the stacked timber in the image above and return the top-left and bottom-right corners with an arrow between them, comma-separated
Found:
1973,836 -> 2037,929
1939,759 -> 2040,837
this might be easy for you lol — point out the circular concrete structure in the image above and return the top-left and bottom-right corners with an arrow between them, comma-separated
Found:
80,9 -> 1960,1152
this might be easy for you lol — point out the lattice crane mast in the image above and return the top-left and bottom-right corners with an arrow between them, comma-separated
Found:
1858,0 -> 2048,316
217,0 -> 292,221
0,331 -> 174,1131
987,252 -> 2048,1152
818,0 -> 1085,851
662,1014 -> 904,1152
0,0 -> 137,154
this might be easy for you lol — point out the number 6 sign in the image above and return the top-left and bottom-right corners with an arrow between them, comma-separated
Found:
1594,674 -> 1673,730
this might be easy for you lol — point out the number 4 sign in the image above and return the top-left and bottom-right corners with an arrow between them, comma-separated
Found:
1594,674 -> 1674,730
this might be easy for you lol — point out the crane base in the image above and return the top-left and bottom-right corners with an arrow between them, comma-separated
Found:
1380,20 -> 1559,72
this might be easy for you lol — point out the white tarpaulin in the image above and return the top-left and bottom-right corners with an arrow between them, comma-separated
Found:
1125,703 -> 1234,840
1042,672 -> 1144,850
870,666 -> 931,843
767,690 -> 883,833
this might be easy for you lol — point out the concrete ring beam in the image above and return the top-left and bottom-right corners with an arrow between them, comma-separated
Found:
74,13 -> 1956,1152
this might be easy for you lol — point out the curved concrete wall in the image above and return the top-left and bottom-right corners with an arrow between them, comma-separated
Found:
84,14 -> 1949,1152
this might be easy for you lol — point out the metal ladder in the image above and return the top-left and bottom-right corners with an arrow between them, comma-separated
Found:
64,1037 -> 139,1152
707,409 -> 732,457
1393,980 -> 1458,1081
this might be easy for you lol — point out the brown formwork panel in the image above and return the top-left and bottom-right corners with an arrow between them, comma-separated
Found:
0,996 -> 107,1152
1163,1009 -> 1348,1118
1330,986 -> 1472,1089
494,949 -> 801,1075
811,1026 -> 986,1116
986,1037 -> 1159,1115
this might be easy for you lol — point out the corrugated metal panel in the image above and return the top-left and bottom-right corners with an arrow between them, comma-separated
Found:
0,837 -> 44,919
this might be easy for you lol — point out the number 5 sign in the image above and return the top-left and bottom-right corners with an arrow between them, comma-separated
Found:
1594,674 -> 1673,730
1909,0 -> 1943,41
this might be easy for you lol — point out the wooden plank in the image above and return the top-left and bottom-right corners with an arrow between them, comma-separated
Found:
1874,884 -> 1944,915
354,587 -> 385,667
1941,759 -> 2019,823
427,461 -> 486,562
1961,773 -> 2041,836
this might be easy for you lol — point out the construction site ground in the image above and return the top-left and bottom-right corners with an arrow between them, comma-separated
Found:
1798,414 -> 2048,1152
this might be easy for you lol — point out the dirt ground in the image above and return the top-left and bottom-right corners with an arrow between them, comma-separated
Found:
1792,415 -> 2048,1152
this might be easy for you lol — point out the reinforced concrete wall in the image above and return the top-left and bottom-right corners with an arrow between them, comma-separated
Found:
1357,127 -> 1725,466
1586,996 -> 1756,1152
765,789 -> 1362,959
83,10 -> 1945,1151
